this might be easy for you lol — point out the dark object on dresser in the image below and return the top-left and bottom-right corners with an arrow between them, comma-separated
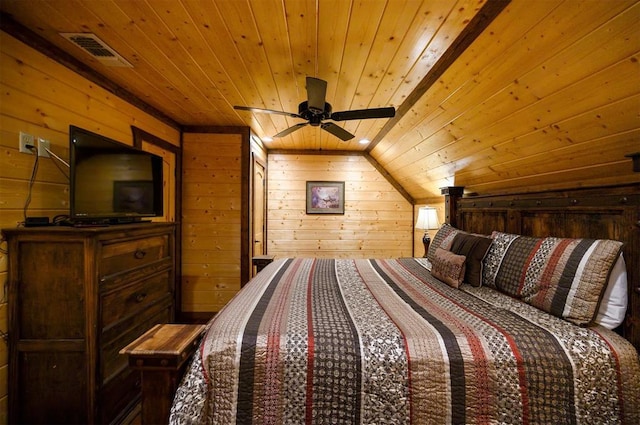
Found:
3,223 -> 176,424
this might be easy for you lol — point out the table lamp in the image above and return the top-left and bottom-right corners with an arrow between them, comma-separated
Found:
416,206 -> 439,257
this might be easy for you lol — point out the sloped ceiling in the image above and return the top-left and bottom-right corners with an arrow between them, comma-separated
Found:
1,0 -> 638,202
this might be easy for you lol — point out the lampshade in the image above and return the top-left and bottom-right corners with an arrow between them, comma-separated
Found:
416,207 -> 439,230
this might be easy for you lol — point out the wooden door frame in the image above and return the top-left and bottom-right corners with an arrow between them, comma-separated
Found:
132,126 -> 183,318
181,125 -> 252,292
251,153 -> 268,258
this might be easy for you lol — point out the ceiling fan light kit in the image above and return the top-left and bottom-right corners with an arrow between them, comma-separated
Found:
234,77 -> 395,141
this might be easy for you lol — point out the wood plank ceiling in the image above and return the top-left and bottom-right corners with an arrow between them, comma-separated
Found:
1,0 -> 638,201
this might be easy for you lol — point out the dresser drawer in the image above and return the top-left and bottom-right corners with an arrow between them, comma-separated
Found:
100,234 -> 170,277
100,368 -> 141,425
102,302 -> 172,384
101,271 -> 172,330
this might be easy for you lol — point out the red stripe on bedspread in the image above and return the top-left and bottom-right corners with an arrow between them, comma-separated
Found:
368,259 -> 468,424
393,259 -> 535,424
380,259 -> 494,424
175,257 -> 639,425
263,258 -> 304,423
594,328 -> 627,424
502,329 -> 530,425
236,259 -> 294,422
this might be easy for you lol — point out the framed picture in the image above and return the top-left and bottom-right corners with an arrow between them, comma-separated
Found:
306,181 -> 345,214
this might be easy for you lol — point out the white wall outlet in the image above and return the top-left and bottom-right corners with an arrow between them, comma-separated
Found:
38,138 -> 51,157
19,132 -> 35,154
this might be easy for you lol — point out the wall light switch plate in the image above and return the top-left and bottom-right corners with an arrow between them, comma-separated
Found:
38,138 -> 50,157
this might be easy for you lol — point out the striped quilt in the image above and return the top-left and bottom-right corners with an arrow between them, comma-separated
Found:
170,258 -> 640,424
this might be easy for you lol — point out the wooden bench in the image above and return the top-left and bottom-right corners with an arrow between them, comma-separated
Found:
120,324 -> 205,424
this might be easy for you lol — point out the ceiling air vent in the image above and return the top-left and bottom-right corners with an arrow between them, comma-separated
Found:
60,33 -> 133,67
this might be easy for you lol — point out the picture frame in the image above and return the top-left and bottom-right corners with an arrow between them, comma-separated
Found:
306,181 -> 345,214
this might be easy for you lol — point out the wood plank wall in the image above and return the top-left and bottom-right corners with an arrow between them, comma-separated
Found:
0,32 -> 180,423
181,132 -> 244,313
267,153 -> 414,259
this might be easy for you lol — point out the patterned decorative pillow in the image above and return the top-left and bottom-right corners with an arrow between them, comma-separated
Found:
483,231 -> 623,325
427,223 -> 463,262
430,248 -> 467,288
450,233 -> 492,287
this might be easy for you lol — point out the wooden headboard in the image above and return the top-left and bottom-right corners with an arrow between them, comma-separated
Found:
441,184 -> 640,352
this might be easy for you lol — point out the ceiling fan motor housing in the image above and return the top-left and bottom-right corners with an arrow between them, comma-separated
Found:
234,77 -> 395,139
299,101 -> 331,126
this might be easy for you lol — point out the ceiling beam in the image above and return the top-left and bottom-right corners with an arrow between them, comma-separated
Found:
366,0 -> 511,152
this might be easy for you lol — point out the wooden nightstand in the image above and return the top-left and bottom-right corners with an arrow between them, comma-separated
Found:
120,324 -> 205,424
252,254 -> 275,273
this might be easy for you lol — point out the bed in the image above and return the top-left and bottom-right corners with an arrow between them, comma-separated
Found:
169,184 -> 640,424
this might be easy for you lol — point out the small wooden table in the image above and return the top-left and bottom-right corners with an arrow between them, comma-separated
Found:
252,254 -> 275,273
120,324 -> 205,424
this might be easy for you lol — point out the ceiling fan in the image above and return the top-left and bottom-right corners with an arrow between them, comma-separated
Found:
234,77 -> 395,141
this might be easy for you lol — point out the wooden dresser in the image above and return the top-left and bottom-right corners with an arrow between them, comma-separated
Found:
3,223 -> 176,424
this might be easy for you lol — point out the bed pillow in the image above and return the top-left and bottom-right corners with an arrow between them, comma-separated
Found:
430,248 -> 466,288
449,233 -> 492,287
427,223 -> 464,262
483,231 -> 623,325
594,254 -> 628,329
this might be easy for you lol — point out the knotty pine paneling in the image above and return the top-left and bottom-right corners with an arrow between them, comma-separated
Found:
181,132 -> 243,313
2,1 -> 638,202
0,0 -> 481,148
371,0 -> 639,198
0,32 -> 180,424
268,153 -> 413,259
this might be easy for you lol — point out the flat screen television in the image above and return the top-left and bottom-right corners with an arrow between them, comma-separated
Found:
69,125 -> 163,225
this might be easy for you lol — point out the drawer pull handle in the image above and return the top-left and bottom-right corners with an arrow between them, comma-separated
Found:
134,249 -> 146,259
135,293 -> 147,303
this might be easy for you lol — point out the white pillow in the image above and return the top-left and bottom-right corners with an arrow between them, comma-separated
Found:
594,254 -> 628,329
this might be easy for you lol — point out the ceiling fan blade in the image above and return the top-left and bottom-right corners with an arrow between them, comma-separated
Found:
274,122 -> 308,138
306,77 -> 327,114
320,122 -> 355,141
234,105 -> 300,118
330,107 -> 396,121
